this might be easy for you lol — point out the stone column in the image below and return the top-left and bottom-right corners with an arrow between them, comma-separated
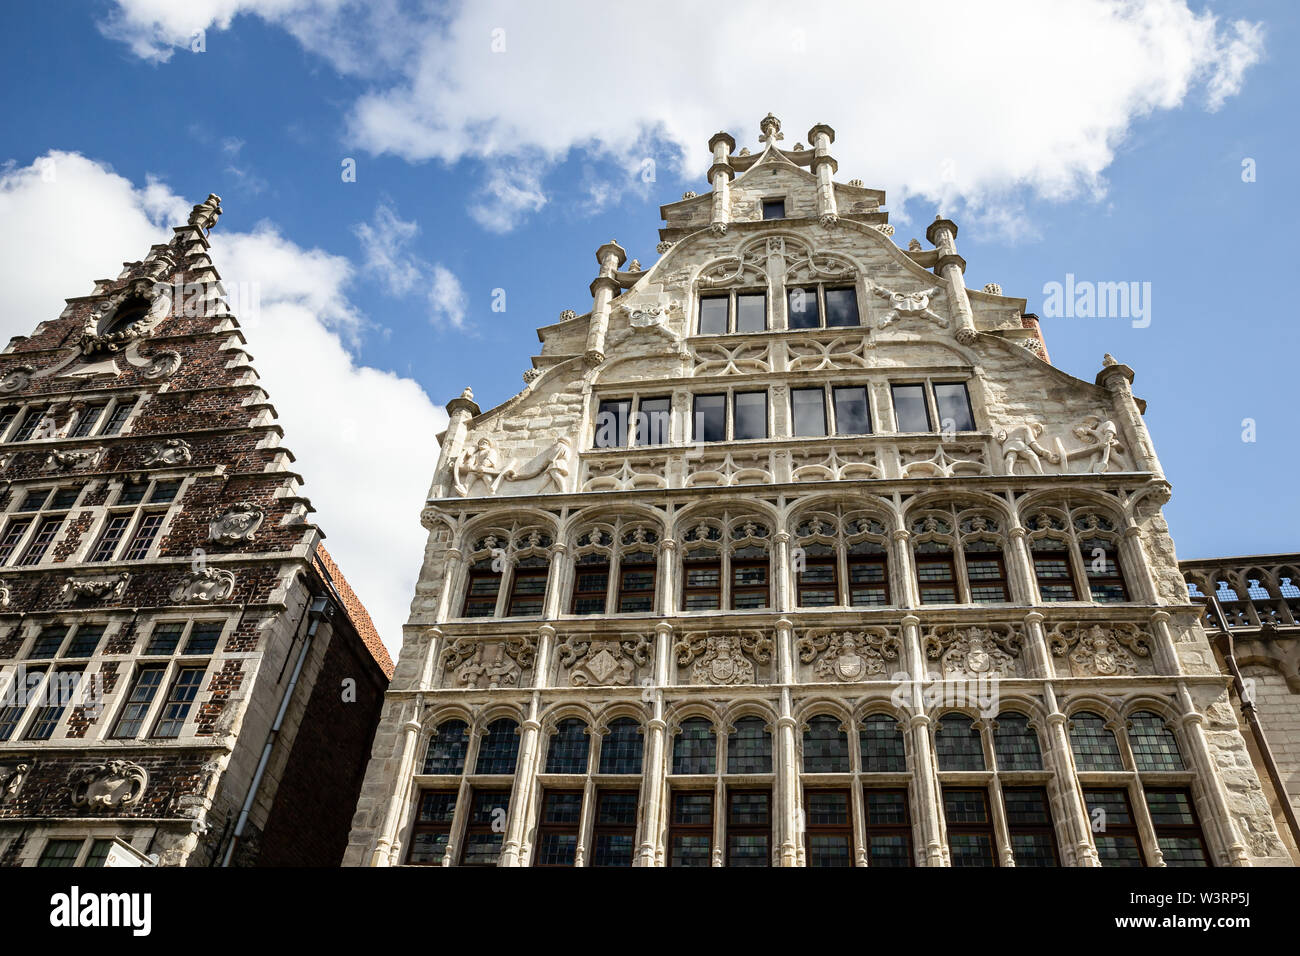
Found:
891,528 -> 917,608
1007,524 -> 1036,606
901,613 -> 944,865
1022,611 -> 1053,678
369,698 -> 423,866
432,390 -> 480,497
773,531 -> 792,614
658,538 -> 677,615
806,124 -> 839,225
1176,683 -> 1250,866
1095,359 -> 1164,478
542,543 -> 567,620
1147,610 -> 1184,677
500,696 -> 543,866
925,218 -> 977,344
1119,524 -> 1159,605
776,686 -> 800,866
583,240 -> 627,366
707,132 -> 735,236
637,621 -> 674,865
1042,684 -> 1099,866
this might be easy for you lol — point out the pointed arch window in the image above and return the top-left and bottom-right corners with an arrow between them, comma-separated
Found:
599,717 -> 644,775
727,716 -> 772,774
672,718 -> 717,775
545,718 -> 590,774
934,713 -> 984,771
992,712 -> 1043,771
1068,711 -> 1124,771
475,718 -> 520,775
802,715 -> 850,773
423,719 -> 470,774
1127,711 -> 1184,772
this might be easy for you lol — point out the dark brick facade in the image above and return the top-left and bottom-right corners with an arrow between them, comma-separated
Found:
0,195 -> 391,868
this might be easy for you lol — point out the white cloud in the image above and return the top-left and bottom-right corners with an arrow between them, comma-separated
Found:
353,200 -> 423,296
468,162 -> 548,234
428,264 -> 466,328
0,151 -> 445,654
102,0 -> 1265,233
353,200 -> 468,326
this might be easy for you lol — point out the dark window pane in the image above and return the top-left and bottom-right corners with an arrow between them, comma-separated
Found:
802,715 -> 850,773
933,382 -> 975,432
891,384 -> 930,432
38,840 -> 82,868
144,622 -> 184,655
860,714 -> 907,772
993,712 -> 1043,770
761,199 -> 785,220
147,480 -> 181,503
1069,712 -> 1124,771
791,388 -> 827,437
727,716 -> 772,774
100,399 -> 136,435
599,718 -> 643,774
29,625 -> 68,659
475,718 -> 520,775
123,512 -> 165,560
595,399 -> 630,449
832,386 -> 871,435
733,391 -> 767,440
50,487 -> 80,509
546,719 -> 590,774
0,517 -> 32,564
735,293 -> 766,333
672,717 -> 716,775
65,624 -> 106,658
183,621 -> 223,655
634,397 -> 671,446
152,666 -> 204,738
423,720 -> 469,774
824,288 -> 860,327
112,666 -> 165,738
17,489 -> 49,511
935,714 -> 985,770
787,287 -> 819,329
1129,712 -> 1184,772
84,839 -> 114,868
70,404 -> 107,438
698,296 -> 729,335
692,394 -> 726,443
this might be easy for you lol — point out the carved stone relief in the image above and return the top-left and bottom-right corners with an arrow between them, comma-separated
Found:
210,502 -> 263,544
673,631 -> 773,686
170,567 -> 236,604
441,637 -> 536,690
1,762 -> 29,803
144,438 -> 192,466
453,436 -> 572,497
70,760 -> 148,809
61,572 -> 130,603
0,365 -> 34,393
43,447 -> 106,472
924,624 -> 1023,678
785,335 -> 874,372
871,281 -> 946,330
556,635 -> 652,687
796,628 -> 901,682
1047,623 -> 1153,677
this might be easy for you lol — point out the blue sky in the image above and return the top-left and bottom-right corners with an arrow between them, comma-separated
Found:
0,1 -> 1294,647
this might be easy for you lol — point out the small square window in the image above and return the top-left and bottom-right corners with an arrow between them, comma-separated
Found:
16,489 -> 49,511
50,487 -> 80,510
735,293 -> 766,333
118,482 -> 149,505
698,296 -> 729,336
762,199 -> 785,220
144,622 -> 184,655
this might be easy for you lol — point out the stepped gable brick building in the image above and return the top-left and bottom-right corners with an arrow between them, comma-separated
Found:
0,195 -> 392,867
347,113 -> 1290,867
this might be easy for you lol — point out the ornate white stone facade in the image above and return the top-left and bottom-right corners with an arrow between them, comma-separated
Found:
345,115 -> 1290,867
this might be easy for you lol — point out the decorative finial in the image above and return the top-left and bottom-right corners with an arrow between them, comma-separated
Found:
983,283 -> 1002,295
792,142 -> 805,151
682,190 -> 697,200
758,112 -> 784,143
560,309 -> 577,321
908,238 -> 922,251
627,259 -> 642,272
1102,353 -> 1118,367
187,193 -> 222,233
461,386 -> 474,401
848,179 -> 864,187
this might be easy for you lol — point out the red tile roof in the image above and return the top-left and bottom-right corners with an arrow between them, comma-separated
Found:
312,544 -> 395,678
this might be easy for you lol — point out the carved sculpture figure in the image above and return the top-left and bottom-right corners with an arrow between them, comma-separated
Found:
453,437 -> 501,496
997,422 -> 1060,475
144,438 -> 193,466
210,502 -> 264,544
1,762 -> 29,802
1072,416 -> 1125,473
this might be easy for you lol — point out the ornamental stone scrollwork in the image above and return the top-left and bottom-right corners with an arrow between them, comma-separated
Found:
143,438 -> 192,466
871,281 -> 946,330
0,365 -> 34,393
522,368 -> 541,385
453,436 -> 573,497
1,762 -> 29,803
441,637 -> 536,690
43,446 -> 106,472
848,179 -> 864,187
0,580 -> 9,606
872,223 -> 895,236
796,628 -> 901,682
673,631 -> 772,686
699,246 -> 766,289
61,572 -> 130,604
210,502 -> 264,545
69,760 -> 148,809
899,444 -> 987,478
692,341 -> 771,376
1047,623 -> 1153,677
556,635 -> 652,687
789,446 -> 881,482
656,240 -> 674,253
785,335 -> 874,372
559,309 -> 578,321
580,457 -> 668,493
171,566 -> 236,604
996,422 -> 1062,476
682,191 -> 698,199
140,349 -> 182,379
81,276 -> 171,357
983,283 -> 1003,295
924,625 -> 1023,678
784,247 -> 856,286
684,450 -> 775,487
